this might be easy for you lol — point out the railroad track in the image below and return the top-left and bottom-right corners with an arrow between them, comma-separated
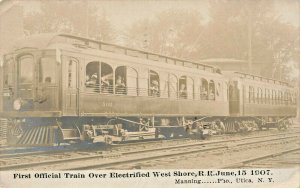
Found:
220,147 -> 300,168
0,130 -> 299,170
69,134 -> 300,170
0,128 -> 292,158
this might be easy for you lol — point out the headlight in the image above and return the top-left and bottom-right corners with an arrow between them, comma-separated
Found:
13,99 -> 22,110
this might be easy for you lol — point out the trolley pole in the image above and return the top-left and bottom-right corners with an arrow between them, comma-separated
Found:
247,5 -> 253,74
85,0 -> 89,38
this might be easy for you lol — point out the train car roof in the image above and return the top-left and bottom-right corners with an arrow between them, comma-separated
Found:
11,33 -> 57,50
227,71 -> 293,87
9,33 -> 222,75
199,58 -> 247,64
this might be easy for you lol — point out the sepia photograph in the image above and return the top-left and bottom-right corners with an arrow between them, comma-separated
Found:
0,0 -> 299,187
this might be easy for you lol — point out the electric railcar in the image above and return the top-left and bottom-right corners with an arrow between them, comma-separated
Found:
0,34 -> 297,146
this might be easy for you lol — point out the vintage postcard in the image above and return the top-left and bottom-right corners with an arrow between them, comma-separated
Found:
0,0 -> 299,187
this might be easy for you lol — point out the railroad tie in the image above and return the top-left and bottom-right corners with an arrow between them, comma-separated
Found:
39,127 -> 46,145
44,127 -> 49,145
29,128 -> 39,145
17,128 -> 32,145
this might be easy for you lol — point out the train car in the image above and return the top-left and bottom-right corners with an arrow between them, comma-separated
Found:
225,71 -> 297,130
0,34 -> 230,146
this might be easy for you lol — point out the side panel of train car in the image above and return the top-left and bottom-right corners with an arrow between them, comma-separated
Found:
61,50 -> 229,117
227,73 -> 297,117
0,34 -> 229,119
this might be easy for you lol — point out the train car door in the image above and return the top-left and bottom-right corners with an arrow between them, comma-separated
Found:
229,81 -> 240,115
63,57 -> 79,116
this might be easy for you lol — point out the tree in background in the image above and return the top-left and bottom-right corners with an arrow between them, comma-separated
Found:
24,1 -> 114,42
124,10 -> 203,58
23,0 -> 298,82
201,0 -> 298,81
125,0 -> 298,82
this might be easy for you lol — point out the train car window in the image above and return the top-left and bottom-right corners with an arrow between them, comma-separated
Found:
186,77 -> 194,100
200,78 -> 208,100
276,90 -> 279,105
264,88 -> 267,104
267,89 -> 271,104
225,82 -> 229,102
179,76 -> 187,99
281,91 -> 284,104
101,63 -> 113,94
257,88 -> 262,104
115,66 -> 138,96
249,86 -> 254,103
272,90 -> 276,105
278,91 -> 283,104
149,70 -> 160,97
288,91 -> 292,105
18,55 -> 34,84
126,67 -> 138,96
216,82 -> 221,98
208,80 -> 215,100
292,91 -> 297,105
169,74 -> 178,99
85,61 -> 100,92
260,88 -> 264,104
68,60 -> 77,88
3,58 -> 14,87
39,57 -> 57,84
283,91 -> 287,105
115,66 -> 127,95
178,76 -> 194,99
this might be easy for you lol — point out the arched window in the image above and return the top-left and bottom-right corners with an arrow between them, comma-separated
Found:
284,91 -> 288,105
149,70 -> 160,97
276,90 -> 279,105
209,80 -> 215,100
264,88 -> 267,104
178,76 -> 194,99
200,78 -> 208,100
179,76 -> 187,99
260,88 -> 264,104
288,91 -> 292,105
278,91 -> 282,104
115,66 -> 138,96
127,67 -> 138,96
169,74 -> 178,99
257,88 -> 262,104
216,82 -> 222,98
272,90 -> 276,104
101,63 -> 113,94
18,55 -> 34,84
186,77 -> 194,100
85,61 -> 100,93
115,66 -> 127,95
249,86 -> 254,103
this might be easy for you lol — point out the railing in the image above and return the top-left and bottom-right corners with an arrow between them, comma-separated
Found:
83,84 -> 218,101
248,97 -> 295,106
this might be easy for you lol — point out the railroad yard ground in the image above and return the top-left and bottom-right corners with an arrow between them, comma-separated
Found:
0,123 -> 299,170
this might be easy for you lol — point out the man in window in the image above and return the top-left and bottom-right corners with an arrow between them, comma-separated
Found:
150,80 -> 159,97
115,75 -> 126,94
179,83 -> 187,99
209,88 -> 215,100
201,88 -> 208,100
86,73 -> 98,86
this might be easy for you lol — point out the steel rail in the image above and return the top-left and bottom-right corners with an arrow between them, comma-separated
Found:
0,131 -> 299,170
219,147 -> 300,168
